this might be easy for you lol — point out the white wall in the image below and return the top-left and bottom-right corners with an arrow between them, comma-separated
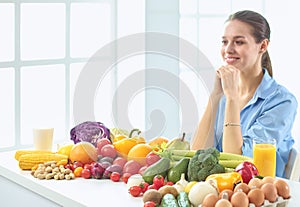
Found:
265,1 -> 300,150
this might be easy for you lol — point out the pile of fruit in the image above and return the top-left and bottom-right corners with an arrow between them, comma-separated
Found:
14,122 -> 291,207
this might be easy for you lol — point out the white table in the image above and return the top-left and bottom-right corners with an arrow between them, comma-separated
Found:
0,150 -> 299,206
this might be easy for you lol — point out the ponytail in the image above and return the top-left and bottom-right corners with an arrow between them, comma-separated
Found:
262,51 -> 272,77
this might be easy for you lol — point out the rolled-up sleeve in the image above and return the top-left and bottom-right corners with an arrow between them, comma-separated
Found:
242,92 -> 297,177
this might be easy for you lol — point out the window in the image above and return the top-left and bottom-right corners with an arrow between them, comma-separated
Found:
0,0 -> 145,151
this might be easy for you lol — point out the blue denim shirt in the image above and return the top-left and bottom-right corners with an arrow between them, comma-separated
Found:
214,69 -> 298,177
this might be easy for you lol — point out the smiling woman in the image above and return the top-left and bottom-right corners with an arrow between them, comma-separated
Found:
191,10 -> 298,178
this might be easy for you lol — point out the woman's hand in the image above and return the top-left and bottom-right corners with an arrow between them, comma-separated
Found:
217,65 -> 240,99
211,70 -> 223,97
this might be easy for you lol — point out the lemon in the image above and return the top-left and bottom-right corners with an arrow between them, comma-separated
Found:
184,181 -> 198,193
57,143 -> 74,158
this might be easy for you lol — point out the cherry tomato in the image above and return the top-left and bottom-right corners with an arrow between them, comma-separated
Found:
140,181 -> 150,193
83,163 -> 92,171
165,181 -> 174,186
81,168 -> 91,179
110,172 -> 121,182
122,172 -> 132,184
73,161 -> 83,169
144,201 -> 157,207
147,184 -> 158,190
73,166 -> 83,177
129,185 -> 142,197
153,175 -> 164,189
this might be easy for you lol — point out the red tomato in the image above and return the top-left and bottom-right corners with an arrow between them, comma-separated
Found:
81,168 -> 91,179
140,181 -> 150,193
165,181 -> 174,186
122,172 -> 132,184
129,185 -> 142,197
147,184 -> 158,190
153,175 -> 164,189
144,201 -> 157,207
110,172 -> 121,182
83,163 -> 92,171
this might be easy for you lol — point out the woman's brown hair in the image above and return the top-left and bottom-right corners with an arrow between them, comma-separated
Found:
226,10 -> 273,77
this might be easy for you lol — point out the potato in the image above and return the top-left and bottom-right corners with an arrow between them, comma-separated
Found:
142,189 -> 162,204
158,185 -> 179,197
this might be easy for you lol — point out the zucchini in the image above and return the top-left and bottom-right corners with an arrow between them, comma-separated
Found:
160,193 -> 178,207
177,192 -> 191,207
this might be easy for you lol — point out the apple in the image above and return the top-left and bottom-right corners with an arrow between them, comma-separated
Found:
96,138 -> 111,155
146,151 -> 161,166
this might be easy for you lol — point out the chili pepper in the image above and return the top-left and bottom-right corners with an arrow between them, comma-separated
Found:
235,161 -> 259,184
206,172 -> 243,192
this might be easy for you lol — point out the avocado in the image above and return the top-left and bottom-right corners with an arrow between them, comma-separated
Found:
142,157 -> 171,184
167,157 -> 190,183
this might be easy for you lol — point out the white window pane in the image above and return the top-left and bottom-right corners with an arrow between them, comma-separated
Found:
180,18 -> 197,47
70,61 -> 116,129
180,0 -> 197,15
20,3 -> 65,60
70,62 -> 85,125
115,55 -> 145,130
198,0 -> 231,14
199,18 -> 224,68
231,0 -> 263,13
70,3 -> 111,58
118,0 -> 145,37
0,4 -> 14,62
0,68 -> 15,147
20,65 -> 65,145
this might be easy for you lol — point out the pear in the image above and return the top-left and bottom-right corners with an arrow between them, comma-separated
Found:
166,133 -> 190,150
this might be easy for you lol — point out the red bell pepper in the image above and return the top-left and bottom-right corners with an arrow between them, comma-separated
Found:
235,161 -> 259,184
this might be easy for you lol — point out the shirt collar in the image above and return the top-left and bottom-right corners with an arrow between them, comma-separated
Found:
253,68 -> 277,100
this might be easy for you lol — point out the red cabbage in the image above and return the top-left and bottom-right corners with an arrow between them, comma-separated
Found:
70,121 -> 110,147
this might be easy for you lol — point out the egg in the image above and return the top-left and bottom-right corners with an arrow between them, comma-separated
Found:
202,193 -> 219,207
248,177 -> 262,189
219,189 -> 233,200
274,179 -> 290,199
248,188 -> 264,207
262,176 -> 275,185
234,183 -> 250,194
231,191 -> 249,207
261,183 -> 277,202
215,199 -> 232,207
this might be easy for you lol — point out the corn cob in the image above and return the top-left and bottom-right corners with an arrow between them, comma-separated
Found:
15,150 -> 54,161
18,153 -> 68,170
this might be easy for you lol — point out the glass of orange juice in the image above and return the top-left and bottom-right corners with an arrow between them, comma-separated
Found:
253,138 -> 276,177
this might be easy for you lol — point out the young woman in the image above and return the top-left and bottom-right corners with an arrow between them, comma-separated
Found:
191,10 -> 298,177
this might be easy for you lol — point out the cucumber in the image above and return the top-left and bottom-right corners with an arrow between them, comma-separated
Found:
177,192 -> 191,207
142,157 -> 171,184
160,193 -> 178,207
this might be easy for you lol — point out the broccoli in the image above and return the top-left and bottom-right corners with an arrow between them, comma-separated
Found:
209,163 -> 225,174
187,147 -> 224,181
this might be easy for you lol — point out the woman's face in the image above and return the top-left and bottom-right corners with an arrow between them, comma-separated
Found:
221,20 -> 263,72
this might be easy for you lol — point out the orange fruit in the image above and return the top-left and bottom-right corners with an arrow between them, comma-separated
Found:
69,142 -> 98,164
113,138 -> 138,158
148,136 -> 169,147
57,143 -> 74,158
127,143 -> 153,165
